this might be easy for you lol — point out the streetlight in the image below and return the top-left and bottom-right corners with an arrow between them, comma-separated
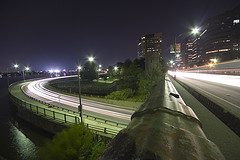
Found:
114,66 -> 118,71
88,56 -> 95,62
210,58 -> 218,64
23,66 -> 30,81
14,64 -> 19,69
191,27 -> 200,35
76,55 -> 97,122
77,65 -> 83,123
25,66 -> 30,71
13,63 -> 20,77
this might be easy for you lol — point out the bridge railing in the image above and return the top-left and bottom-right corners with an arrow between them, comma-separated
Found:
9,85 -> 123,138
27,94 -> 127,128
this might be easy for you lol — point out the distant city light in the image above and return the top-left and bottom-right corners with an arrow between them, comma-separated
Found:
99,64 -> 102,68
176,54 -> 180,58
233,19 -> 239,24
169,60 -> 174,64
114,66 -> 118,71
48,69 -> 53,73
54,69 -> 60,73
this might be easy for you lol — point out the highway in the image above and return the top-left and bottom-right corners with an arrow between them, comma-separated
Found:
21,77 -> 134,124
169,72 -> 240,119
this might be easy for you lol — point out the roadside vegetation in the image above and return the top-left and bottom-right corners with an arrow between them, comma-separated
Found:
38,124 -> 106,160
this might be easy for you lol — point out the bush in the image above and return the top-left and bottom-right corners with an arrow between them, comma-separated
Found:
38,124 -> 106,160
106,88 -> 134,100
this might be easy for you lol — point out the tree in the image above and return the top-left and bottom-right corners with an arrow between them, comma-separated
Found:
81,61 -> 97,81
38,124 -> 106,160
119,62 -> 142,92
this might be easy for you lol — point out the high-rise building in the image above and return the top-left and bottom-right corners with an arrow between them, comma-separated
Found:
181,38 -> 195,67
193,4 -> 240,65
138,33 -> 163,75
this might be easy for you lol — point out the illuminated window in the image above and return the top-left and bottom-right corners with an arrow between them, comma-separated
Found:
233,19 -> 239,24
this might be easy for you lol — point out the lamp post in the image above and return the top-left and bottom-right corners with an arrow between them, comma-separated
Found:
13,64 -> 19,77
23,66 -> 30,81
77,56 -> 96,123
77,65 -> 83,123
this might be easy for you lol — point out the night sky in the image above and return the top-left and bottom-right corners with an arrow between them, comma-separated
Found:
0,0 -> 239,71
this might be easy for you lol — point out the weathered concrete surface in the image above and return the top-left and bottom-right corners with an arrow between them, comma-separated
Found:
100,78 -> 224,160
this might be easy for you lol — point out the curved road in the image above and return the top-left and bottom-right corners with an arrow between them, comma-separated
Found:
21,76 -> 134,124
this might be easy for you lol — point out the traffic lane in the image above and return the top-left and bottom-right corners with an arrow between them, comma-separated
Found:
176,76 -> 240,118
37,80 -> 134,115
37,78 -> 134,115
23,80 -> 132,121
177,76 -> 240,107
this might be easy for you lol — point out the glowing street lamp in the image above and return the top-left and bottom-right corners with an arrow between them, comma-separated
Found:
191,27 -> 200,35
114,66 -> 118,71
210,58 -> 218,64
14,64 -> 19,69
25,66 -> 30,71
77,66 -> 82,70
88,56 -> 95,62
23,66 -> 30,81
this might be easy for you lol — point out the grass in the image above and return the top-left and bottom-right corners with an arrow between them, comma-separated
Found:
82,95 -> 143,111
45,82 -> 142,110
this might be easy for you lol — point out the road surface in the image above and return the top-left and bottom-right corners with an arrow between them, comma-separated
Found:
171,72 -> 240,119
21,77 -> 134,124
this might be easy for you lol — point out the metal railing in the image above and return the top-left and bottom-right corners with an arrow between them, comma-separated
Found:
23,91 -> 127,128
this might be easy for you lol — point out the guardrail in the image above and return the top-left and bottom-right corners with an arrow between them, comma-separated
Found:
23,89 -> 127,128
8,82 -> 124,138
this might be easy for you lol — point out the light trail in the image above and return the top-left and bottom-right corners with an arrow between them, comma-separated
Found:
22,77 -> 133,123
168,71 -> 240,88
